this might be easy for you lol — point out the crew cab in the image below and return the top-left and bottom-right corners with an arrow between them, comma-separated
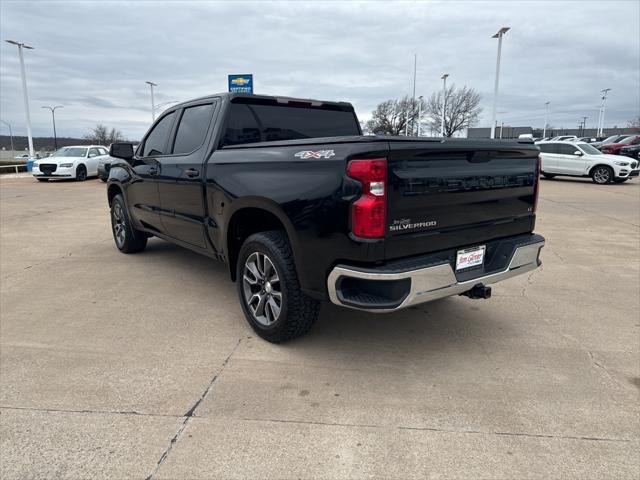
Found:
33,145 -> 110,181
538,140 -> 639,184
106,93 -> 545,342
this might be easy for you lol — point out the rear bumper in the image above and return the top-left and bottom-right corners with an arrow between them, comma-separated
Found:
327,234 -> 545,312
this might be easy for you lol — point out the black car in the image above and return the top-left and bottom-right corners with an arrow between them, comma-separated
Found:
106,93 -> 544,342
619,143 -> 640,159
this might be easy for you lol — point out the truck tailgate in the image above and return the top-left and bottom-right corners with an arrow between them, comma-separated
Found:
385,140 -> 539,260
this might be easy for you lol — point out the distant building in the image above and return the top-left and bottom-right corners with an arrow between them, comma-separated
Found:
467,126 -> 639,139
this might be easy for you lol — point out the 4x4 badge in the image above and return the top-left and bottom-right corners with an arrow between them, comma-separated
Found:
294,150 -> 335,159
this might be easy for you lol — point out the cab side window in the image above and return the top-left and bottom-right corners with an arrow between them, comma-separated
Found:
143,112 -> 176,157
558,144 -> 577,155
172,104 -> 214,155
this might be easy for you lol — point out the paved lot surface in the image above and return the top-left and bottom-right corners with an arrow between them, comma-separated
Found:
1,174 -> 639,479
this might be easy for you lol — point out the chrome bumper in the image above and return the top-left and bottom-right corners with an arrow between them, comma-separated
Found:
327,240 -> 544,313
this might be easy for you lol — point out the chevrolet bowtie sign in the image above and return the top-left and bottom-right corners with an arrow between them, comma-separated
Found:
228,74 -> 253,94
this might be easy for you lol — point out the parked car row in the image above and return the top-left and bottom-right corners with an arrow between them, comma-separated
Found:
537,140 -> 639,184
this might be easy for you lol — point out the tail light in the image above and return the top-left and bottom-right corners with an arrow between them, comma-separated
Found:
346,158 -> 387,239
533,155 -> 541,213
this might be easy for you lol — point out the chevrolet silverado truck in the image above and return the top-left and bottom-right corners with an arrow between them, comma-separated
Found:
107,93 -> 545,342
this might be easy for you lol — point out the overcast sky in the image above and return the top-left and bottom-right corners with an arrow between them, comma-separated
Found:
1,0 -> 638,140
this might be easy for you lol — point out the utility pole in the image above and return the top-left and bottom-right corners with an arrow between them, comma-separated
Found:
146,81 -> 157,122
490,27 -> 510,139
581,116 -> 588,137
41,105 -> 63,150
543,101 -> 550,138
405,54 -> 417,136
5,40 -> 35,158
441,73 -> 449,137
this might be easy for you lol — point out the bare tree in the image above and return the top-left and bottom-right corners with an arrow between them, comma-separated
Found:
423,85 -> 482,137
365,95 -> 427,136
627,117 -> 640,129
84,124 -> 124,145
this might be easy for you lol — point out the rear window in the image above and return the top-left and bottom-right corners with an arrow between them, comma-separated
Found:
223,102 -> 360,146
538,143 -> 558,153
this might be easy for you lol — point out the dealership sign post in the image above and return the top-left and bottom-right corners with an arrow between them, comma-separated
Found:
228,74 -> 253,94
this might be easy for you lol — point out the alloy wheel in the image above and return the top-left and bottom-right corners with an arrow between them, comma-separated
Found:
242,252 -> 282,326
112,203 -> 126,248
594,167 -> 610,184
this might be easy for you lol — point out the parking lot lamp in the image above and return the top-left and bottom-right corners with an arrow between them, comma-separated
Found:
440,74 -> 449,137
146,81 -> 157,122
5,40 -> 35,158
489,27 -> 510,139
598,88 -> 611,136
41,105 -> 63,150
543,101 -> 550,138
0,120 -> 14,157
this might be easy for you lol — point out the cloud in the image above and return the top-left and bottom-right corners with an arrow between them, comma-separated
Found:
0,0 -> 638,140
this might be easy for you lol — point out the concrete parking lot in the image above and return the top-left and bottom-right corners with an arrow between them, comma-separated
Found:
1,174 -> 638,479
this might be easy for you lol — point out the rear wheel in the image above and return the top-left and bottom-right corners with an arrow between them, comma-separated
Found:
591,166 -> 613,184
542,172 -> 556,179
110,194 -> 147,253
76,164 -> 87,182
236,230 -> 320,343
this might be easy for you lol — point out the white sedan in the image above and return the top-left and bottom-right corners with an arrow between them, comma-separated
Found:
32,145 -> 110,182
537,141 -> 639,184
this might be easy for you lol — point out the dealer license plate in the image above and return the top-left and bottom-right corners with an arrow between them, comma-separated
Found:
456,245 -> 486,271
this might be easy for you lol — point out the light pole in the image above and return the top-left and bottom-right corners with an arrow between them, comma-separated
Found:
0,120 -> 14,157
5,40 -> 35,158
41,105 -> 63,150
146,81 -> 157,122
440,73 -> 449,137
597,88 -> 611,137
543,101 -> 550,138
416,95 -> 423,136
489,27 -> 510,139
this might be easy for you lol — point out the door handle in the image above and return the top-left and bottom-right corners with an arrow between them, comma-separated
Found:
185,168 -> 200,178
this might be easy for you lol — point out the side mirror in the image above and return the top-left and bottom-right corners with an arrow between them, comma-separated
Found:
110,142 -> 134,161
573,150 -> 583,156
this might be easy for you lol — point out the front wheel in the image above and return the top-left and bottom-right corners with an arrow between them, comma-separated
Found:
110,194 -> 147,253
591,166 -> 613,184
236,231 -> 320,343
76,165 -> 87,182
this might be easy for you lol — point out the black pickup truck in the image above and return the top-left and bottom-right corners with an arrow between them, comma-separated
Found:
107,93 -> 544,342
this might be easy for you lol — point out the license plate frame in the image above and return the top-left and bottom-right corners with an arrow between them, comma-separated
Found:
456,245 -> 486,271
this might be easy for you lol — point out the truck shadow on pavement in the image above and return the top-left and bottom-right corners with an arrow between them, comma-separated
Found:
140,239 -> 513,350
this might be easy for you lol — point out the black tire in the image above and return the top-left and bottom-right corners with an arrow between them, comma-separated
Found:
542,172 -> 556,179
591,165 -> 613,184
36,178 -> 48,182
110,194 -> 147,253
236,230 -> 320,343
100,176 -> 108,183
613,178 -> 628,184
76,164 -> 87,182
